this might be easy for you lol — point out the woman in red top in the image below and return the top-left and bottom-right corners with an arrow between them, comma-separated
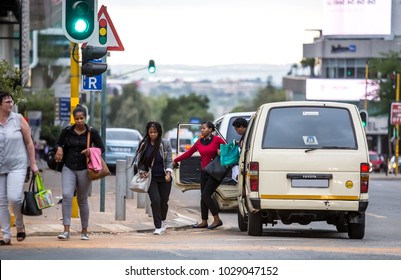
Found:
173,121 -> 226,229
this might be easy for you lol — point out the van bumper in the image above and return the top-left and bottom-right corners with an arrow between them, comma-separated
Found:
358,200 -> 369,212
254,198 -> 365,211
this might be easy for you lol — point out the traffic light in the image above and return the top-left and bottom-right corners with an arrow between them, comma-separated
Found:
62,0 -> 97,43
360,110 -> 368,128
148,60 -> 156,73
81,45 -> 108,77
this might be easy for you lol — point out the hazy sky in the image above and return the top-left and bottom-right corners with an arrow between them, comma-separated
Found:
97,0 -> 323,66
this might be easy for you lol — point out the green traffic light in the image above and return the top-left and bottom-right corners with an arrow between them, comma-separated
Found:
148,60 -> 156,73
73,18 -> 89,33
362,121 -> 366,127
62,0 -> 96,42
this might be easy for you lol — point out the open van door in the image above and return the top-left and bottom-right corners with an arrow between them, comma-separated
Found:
173,123 -> 201,192
172,122 -> 239,211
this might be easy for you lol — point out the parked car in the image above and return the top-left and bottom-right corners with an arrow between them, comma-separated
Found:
173,112 -> 254,211
369,151 -> 384,173
237,101 -> 370,239
214,111 -> 254,143
388,155 -> 401,174
105,128 -> 142,173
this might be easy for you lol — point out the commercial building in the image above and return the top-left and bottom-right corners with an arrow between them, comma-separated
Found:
283,0 -> 400,159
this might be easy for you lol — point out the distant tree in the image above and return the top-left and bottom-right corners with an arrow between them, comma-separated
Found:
108,82 -> 151,133
161,93 -> 214,131
300,58 -> 316,77
252,77 -> 286,109
368,50 -> 401,115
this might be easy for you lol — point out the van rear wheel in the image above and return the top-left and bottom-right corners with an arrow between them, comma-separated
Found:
247,211 -> 262,236
348,213 -> 365,239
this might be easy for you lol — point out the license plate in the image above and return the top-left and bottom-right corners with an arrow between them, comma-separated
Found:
110,147 -> 131,152
291,179 -> 329,188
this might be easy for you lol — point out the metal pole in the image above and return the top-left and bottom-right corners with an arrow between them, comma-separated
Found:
146,195 -> 152,217
137,192 -> 146,209
395,73 -> 400,176
126,155 -> 134,199
100,54 -> 108,211
89,91 -> 95,127
115,160 -> 126,221
364,60 -> 369,111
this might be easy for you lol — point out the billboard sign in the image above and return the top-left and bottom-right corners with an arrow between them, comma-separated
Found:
306,79 -> 380,101
323,0 -> 392,36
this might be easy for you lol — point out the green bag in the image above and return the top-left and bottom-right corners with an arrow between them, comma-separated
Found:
34,173 -> 54,210
220,140 -> 240,166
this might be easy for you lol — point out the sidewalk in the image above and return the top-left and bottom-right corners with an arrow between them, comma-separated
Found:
20,162 -> 198,238
18,163 -> 400,238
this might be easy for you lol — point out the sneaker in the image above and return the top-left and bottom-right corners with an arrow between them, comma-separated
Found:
57,232 -> 70,240
80,233 -> 90,240
153,228 -> 163,235
161,221 -> 167,232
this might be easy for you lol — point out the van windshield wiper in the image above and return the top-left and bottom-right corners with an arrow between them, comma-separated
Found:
305,146 -> 352,153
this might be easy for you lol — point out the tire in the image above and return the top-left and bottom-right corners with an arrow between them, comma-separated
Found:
348,213 -> 365,239
237,210 -> 248,232
247,211 -> 263,236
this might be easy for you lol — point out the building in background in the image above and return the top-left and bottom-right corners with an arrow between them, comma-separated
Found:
283,0 -> 400,158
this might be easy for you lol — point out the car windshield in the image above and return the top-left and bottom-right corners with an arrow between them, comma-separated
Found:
262,106 -> 357,149
107,130 -> 141,141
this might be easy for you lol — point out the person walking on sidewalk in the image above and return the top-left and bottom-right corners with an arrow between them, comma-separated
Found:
0,91 -> 39,246
173,121 -> 225,230
54,105 -> 105,241
135,122 -> 173,235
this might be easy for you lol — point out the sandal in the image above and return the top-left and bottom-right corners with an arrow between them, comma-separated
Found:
17,225 -> 26,242
0,240 -> 11,246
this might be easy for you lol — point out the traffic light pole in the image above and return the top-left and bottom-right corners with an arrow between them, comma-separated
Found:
70,42 -> 80,122
100,54 -> 108,212
70,42 -> 80,218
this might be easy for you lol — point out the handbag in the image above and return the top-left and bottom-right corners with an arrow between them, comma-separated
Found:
130,156 -> 155,193
21,173 -> 43,216
46,148 -> 64,172
34,173 -> 55,209
130,170 -> 152,193
220,140 -> 240,166
204,155 -> 229,181
86,129 -> 111,180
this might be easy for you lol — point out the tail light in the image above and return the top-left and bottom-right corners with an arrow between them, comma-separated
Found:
249,162 -> 259,192
360,162 -> 369,193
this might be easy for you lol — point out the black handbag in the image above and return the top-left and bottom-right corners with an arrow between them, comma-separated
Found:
204,155 -> 229,181
21,174 -> 43,216
46,148 -> 64,172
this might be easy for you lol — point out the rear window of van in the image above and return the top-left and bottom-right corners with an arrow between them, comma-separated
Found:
262,106 -> 357,149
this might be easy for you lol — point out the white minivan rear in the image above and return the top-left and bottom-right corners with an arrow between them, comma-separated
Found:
237,101 -> 369,239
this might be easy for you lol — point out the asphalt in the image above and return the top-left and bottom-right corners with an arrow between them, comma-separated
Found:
10,161 -> 401,238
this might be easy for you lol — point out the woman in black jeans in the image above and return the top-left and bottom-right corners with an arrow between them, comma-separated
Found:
135,122 -> 173,235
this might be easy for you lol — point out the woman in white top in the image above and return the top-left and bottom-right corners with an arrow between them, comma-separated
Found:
0,91 -> 39,246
